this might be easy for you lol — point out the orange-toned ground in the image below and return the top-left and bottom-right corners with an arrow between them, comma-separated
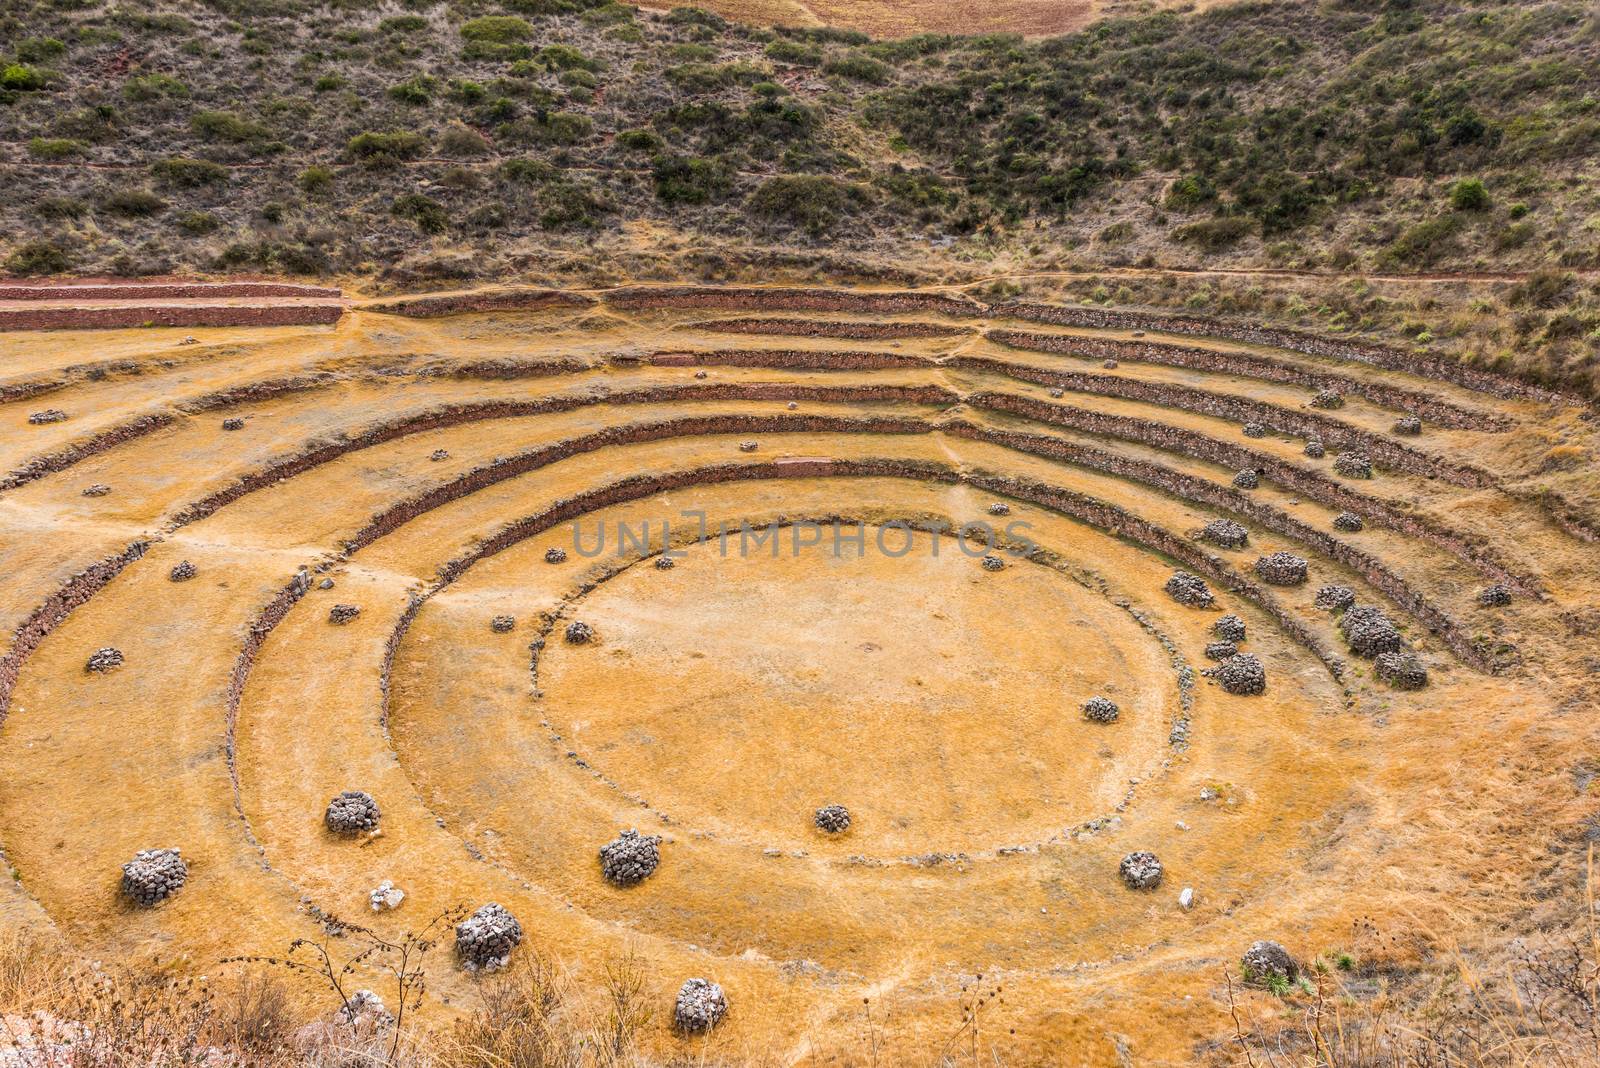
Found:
631,0 -> 1233,39
0,284 -> 1596,1065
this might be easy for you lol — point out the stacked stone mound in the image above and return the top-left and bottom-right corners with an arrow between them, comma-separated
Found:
1165,571 -> 1215,608
1204,641 -> 1238,661
1254,552 -> 1308,586
1392,415 -> 1423,436
1334,453 -> 1374,479
1119,851 -> 1163,890
1314,584 -> 1356,611
121,848 -> 187,907
544,547 -> 568,564
1304,439 -> 1326,458
1232,469 -> 1260,490
814,804 -> 851,834
1211,653 -> 1267,695
85,647 -> 123,673
565,621 -> 594,644
169,560 -> 197,582
1213,614 -> 1247,643
600,830 -> 661,887
28,409 -> 67,425
325,790 -> 381,834
1200,519 -> 1249,550
654,556 -> 676,570
83,484 -> 111,497
328,604 -> 360,625
1332,512 -> 1365,532
1242,422 -> 1268,439
1340,605 -> 1404,658
430,449 -> 449,462
456,903 -> 522,972
987,502 -> 1011,516
1242,940 -> 1298,984
1082,696 -> 1120,723
980,554 -> 1005,572
1310,390 -> 1344,410
222,417 -> 245,431
1375,651 -> 1429,690
1102,358 -> 1118,369
1478,584 -> 1512,607
738,441 -> 759,452
674,978 -> 728,1034
491,615 -> 516,633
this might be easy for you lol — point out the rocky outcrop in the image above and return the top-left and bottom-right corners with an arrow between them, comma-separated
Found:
1119,851 -> 1163,890
599,829 -> 661,887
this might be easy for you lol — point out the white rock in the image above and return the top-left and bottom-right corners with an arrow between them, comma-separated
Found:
369,880 -> 404,912
1178,887 -> 1195,910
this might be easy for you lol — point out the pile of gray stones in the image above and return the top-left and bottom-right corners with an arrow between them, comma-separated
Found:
1200,519 -> 1249,550
1232,469 -> 1261,490
814,804 -> 851,834
1253,551 -> 1308,586
1309,390 -> 1344,410
455,903 -> 523,972
674,978 -> 728,1034
1210,653 -> 1267,696
1304,439 -> 1326,458
1082,696 -> 1120,723
1242,940 -> 1298,984
1119,851 -> 1163,890
1478,584 -> 1512,607
600,830 -> 661,887
1334,453 -> 1374,479
325,790 -> 381,834
1332,512 -> 1365,532
1213,615 -> 1247,643
565,621 -> 594,644
545,547 -> 568,564
121,848 -> 188,907
1339,604 -> 1405,658
28,409 -> 67,424
980,554 -> 1005,572
169,560 -> 197,582
491,615 -> 516,633
1242,422 -> 1268,439
1375,651 -> 1429,690
1204,640 -> 1238,661
1392,415 -> 1423,436
328,604 -> 361,625
1314,584 -> 1356,612
1165,571 -> 1215,608
86,647 -> 124,673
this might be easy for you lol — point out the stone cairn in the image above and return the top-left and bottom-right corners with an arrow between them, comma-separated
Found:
83,484 -> 111,497
1313,584 -> 1356,612
1232,469 -> 1260,490
1304,439 -> 1326,459
1165,571 -> 1215,608
814,804 -> 851,834
169,560 -> 198,582
1392,415 -> 1423,436
1119,851 -> 1163,890
456,903 -> 523,972
370,880 -> 405,912
1204,641 -> 1238,661
1478,584 -> 1512,607
86,647 -> 124,673
564,621 -> 594,645
121,848 -> 188,907
1242,422 -> 1268,439
1332,511 -> 1365,532
1241,940 -> 1298,985
1253,551 -> 1308,586
328,604 -> 360,625
738,441 -> 759,453
980,554 -> 1005,572
1211,653 -> 1267,695
1375,651 -> 1429,690
987,502 -> 1011,516
1102,358 -> 1118,369
600,830 -> 661,887
28,409 -> 68,425
1213,614 -> 1247,643
1334,453 -> 1374,479
545,547 -> 568,564
1048,387 -> 1064,399
1082,696 -> 1120,723
491,615 -> 516,633
1309,390 -> 1344,410
654,556 -> 677,570
1339,604 -> 1404,658
674,978 -> 728,1034
430,449 -> 449,462
1200,519 -> 1249,550
222,418 -> 245,431
325,790 -> 381,835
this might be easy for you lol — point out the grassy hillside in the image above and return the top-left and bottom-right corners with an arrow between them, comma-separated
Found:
2,0 -> 1599,390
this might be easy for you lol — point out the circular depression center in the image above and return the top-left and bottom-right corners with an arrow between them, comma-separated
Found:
536,524 -> 1178,855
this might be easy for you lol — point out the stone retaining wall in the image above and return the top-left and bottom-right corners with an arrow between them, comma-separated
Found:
605,286 -> 984,317
0,303 -> 344,332
687,318 -> 971,340
361,289 -> 593,318
0,282 -> 340,301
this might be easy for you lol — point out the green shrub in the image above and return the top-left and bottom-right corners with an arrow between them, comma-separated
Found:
616,127 -> 663,151
378,14 -> 430,34
298,165 -> 334,193
499,111 -> 591,145
651,153 -> 732,205
1,64 -> 54,91
389,76 -> 437,105
1449,178 -> 1490,211
36,197 -> 87,220
346,130 -> 429,163
27,137 -> 85,160
4,240 -> 70,276
123,72 -> 188,101
537,44 -> 601,72
102,188 -> 168,216
392,193 -> 449,234
191,110 -> 270,143
461,15 -> 534,58
538,179 -> 611,228
821,52 -> 890,84
439,123 -> 491,156
666,62 -> 766,93
1382,215 -> 1461,267
747,174 -> 869,235
313,74 -> 345,92
500,157 -> 557,183
150,157 -> 228,187
765,39 -> 822,66
1164,174 -> 1215,211
177,210 -> 221,234
1173,215 -> 1254,252
15,38 -> 67,63
664,6 -> 726,30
